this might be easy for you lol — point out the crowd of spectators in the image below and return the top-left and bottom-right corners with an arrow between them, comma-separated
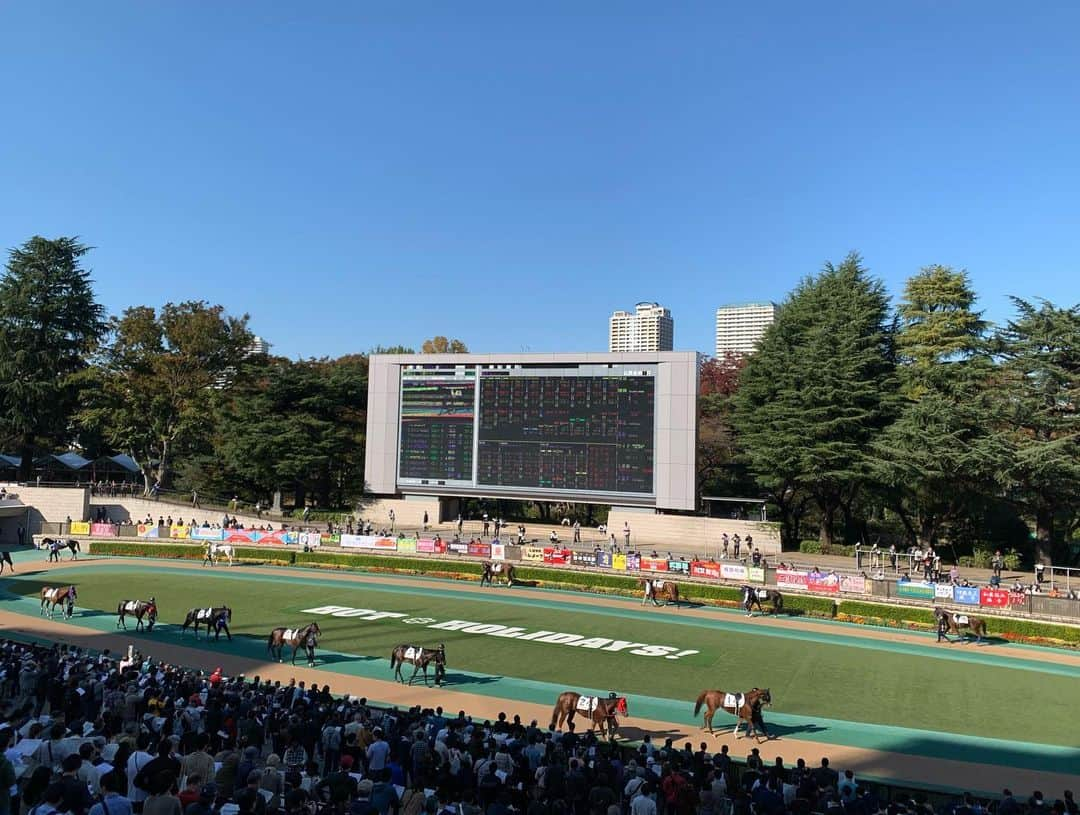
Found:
2,638 -> 1075,815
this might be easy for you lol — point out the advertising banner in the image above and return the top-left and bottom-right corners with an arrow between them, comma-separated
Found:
190,528 -> 225,541
625,553 -> 641,571
611,553 -> 627,571
447,541 -> 469,554
571,550 -> 595,567
748,566 -> 766,583
979,588 -> 1010,608
596,551 -> 612,569
320,534 -> 341,546
170,525 -> 189,539
721,563 -> 749,581
299,532 -> 321,549
340,535 -> 397,550
667,559 -> 690,574
640,557 -> 669,572
70,522 -> 91,535
776,569 -> 808,590
543,548 -> 572,565
934,584 -> 954,599
806,573 -> 840,593
416,538 -> 437,553
137,523 -> 159,538
1008,592 -> 1027,608
953,586 -> 980,605
522,546 -> 545,562
467,542 -> 491,558
691,561 -> 721,580
227,531 -> 258,543
90,523 -> 118,537
897,581 -> 936,599
490,543 -> 505,561
397,538 -> 416,554
839,574 -> 866,594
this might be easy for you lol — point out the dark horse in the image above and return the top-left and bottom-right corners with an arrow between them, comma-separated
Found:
181,606 -> 233,640
117,598 -> 158,632
694,688 -> 772,740
268,621 -> 322,666
41,585 -> 77,619
0,550 -> 13,574
44,538 -> 80,562
390,643 -> 446,686
934,607 -> 987,643
480,561 -> 515,587
550,691 -> 628,739
640,577 -> 682,608
742,585 -> 783,616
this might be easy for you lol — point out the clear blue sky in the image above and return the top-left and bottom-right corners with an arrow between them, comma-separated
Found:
1,2 -> 1077,359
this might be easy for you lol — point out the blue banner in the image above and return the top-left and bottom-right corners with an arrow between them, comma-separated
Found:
596,551 -> 612,568
190,528 -> 225,541
953,585 -> 981,605
625,553 -> 641,571
667,559 -> 691,574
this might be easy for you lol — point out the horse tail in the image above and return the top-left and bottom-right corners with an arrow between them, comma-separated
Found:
694,691 -> 709,717
774,592 -> 783,612
390,649 -> 398,671
267,631 -> 276,653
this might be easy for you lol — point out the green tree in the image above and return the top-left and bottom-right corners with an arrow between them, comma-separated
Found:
80,301 -> 251,492
989,298 -> 1080,564
872,266 -> 994,548
732,253 -> 896,548
421,336 -> 468,353
0,236 -> 106,478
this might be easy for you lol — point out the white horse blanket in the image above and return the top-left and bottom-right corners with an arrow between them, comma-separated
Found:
723,693 -> 745,710
576,695 -> 598,713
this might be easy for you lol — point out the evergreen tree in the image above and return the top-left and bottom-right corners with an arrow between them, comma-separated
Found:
733,252 -> 896,547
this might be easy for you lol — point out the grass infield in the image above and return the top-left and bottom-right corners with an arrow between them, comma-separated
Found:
4,564 -> 1075,748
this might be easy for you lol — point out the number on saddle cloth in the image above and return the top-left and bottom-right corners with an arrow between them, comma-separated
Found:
492,563 -> 503,574
404,646 -> 419,660
723,692 -> 744,709
197,608 -> 212,620
283,629 -> 297,641
654,580 -> 665,590
955,614 -> 969,625
755,589 -> 769,600
575,695 -> 598,713
125,601 -> 139,612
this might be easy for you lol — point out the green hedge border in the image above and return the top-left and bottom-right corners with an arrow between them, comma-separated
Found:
87,542 -> 1079,647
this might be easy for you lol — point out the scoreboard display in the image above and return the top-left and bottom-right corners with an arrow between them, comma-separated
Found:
396,364 -> 656,498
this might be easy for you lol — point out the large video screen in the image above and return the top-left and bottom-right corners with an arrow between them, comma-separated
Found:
396,365 -> 655,497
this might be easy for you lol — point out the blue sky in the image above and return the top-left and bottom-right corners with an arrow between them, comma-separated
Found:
1,2 -> 1077,358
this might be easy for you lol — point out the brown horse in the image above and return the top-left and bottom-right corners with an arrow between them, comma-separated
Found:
550,691 -> 629,739
117,598 -> 158,632
742,585 -> 784,616
640,577 -> 681,608
390,643 -> 446,686
268,621 -> 322,666
934,608 -> 987,643
693,688 -> 773,740
480,561 -> 516,587
41,585 -> 78,619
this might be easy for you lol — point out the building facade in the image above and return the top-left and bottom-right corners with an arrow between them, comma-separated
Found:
714,302 -> 777,356
609,302 -> 674,352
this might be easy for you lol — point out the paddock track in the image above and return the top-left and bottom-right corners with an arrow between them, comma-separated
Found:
1,551 -> 1076,797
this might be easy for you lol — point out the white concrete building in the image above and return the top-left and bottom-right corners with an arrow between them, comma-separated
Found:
714,302 -> 777,356
609,302 -> 674,352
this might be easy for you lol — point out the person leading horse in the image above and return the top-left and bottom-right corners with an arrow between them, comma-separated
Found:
550,691 -> 628,740
742,585 -> 783,616
390,643 -> 446,686
480,561 -> 515,587
117,598 -> 158,631
934,607 -> 987,644
640,577 -> 682,608
182,606 -> 233,640
268,622 -> 322,666
41,585 -> 77,619
694,687 -> 773,740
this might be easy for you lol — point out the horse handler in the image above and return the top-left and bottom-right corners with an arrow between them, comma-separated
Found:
936,613 -> 954,643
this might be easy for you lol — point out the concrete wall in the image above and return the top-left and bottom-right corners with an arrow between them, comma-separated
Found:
0,484 -> 90,535
358,497 -> 441,532
89,496 -> 268,529
605,509 -> 782,555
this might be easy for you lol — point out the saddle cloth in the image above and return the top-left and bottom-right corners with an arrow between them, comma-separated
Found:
124,601 -> 140,612
283,629 -> 297,640
196,608 -> 213,620
723,693 -> 744,709
653,580 -> 665,590
404,646 -> 420,660
755,589 -> 769,600
955,615 -> 969,625
491,563 -> 504,574
576,695 -> 598,713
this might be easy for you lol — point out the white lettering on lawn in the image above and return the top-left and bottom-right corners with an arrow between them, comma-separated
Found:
299,608 -> 698,659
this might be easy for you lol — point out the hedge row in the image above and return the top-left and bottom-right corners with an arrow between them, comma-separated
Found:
798,540 -> 858,557
87,542 -> 1079,645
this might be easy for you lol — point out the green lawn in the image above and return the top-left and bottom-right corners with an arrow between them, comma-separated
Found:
5,565 -> 1075,746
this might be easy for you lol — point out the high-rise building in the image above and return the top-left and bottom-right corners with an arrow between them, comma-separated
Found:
246,335 -> 271,356
714,302 -> 777,356
609,302 -> 674,352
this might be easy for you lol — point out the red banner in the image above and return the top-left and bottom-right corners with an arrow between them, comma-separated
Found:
980,588 -> 1009,607
807,574 -> 840,593
776,569 -> 808,590
543,547 -> 572,565
467,542 -> 491,558
1008,592 -> 1028,607
640,557 -> 669,572
691,561 -> 721,580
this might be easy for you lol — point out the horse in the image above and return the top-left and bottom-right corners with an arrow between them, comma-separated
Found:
41,585 -> 77,619
934,607 -> 987,643
117,598 -> 158,632
390,643 -> 446,686
640,577 -> 681,608
181,606 -> 233,640
480,561 -> 516,587
0,550 -> 13,574
268,621 -> 322,666
202,543 -> 234,567
44,538 -> 80,562
742,585 -> 784,616
550,691 -> 628,739
694,688 -> 773,740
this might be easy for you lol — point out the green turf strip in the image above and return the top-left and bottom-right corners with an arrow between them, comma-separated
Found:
4,562 -> 1079,766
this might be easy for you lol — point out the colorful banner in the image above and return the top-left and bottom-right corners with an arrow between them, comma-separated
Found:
979,588 -> 1010,608
340,535 -> 397,550
640,557 -> 669,572
467,542 -> 491,558
806,573 -> 840,593
522,546 -> 545,562
70,521 -> 91,535
625,553 -> 641,571
691,561 -> 721,580
839,574 -> 866,594
934,584 -> 954,599
90,523 -> 118,537
447,541 -> 469,554
169,525 -> 189,539
611,553 -> 627,571
491,543 -> 505,561
137,523 -> 159,539
953,585 -> 980,605
190,527 -> 226,541
776,569 -> 808,590
667,559 -> 690,574
397,538 -> 416,554
748,566 -> 766,583
416,538 -> 437,554
721,563 -> 748,581
897,581 -> 936,599
1008,592 -> 1028,607
596,551 -> 613,569
320,533 -> 341,545
571,550 -> 595,567
299,532 -> 322,549
542,548 -> 572,565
